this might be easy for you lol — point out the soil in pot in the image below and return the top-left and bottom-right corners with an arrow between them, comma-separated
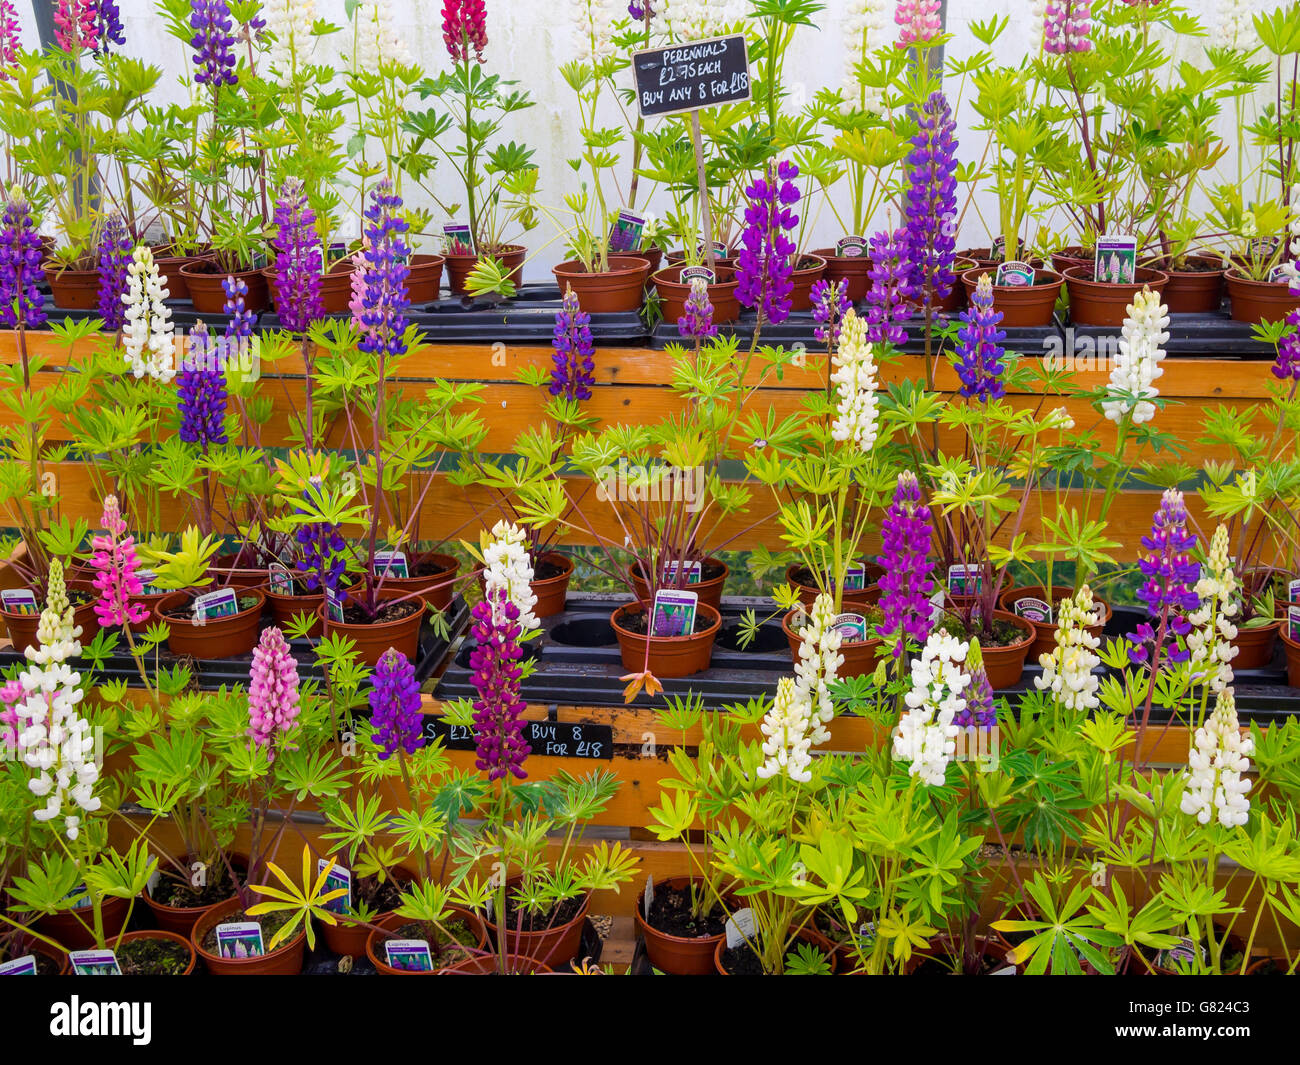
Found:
157,589 -> 265,660
652,264 -> 741,324
611,600 -> 721,678
114,931 -> 195,975
552,255 -> 651,313
959,267 -> 1063,328
1063,265 -> 1170,327
1160,255 -> 1227,314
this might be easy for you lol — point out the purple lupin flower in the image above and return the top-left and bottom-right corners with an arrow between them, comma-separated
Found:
902,92 -> 958,309
550,285 -> 595,400
864,227 -> 914,346
955,665 -> 996,727
222,274 -> 254,341
96,213 -> 131,330
368,648 -> 425,759
271,177 -> 323,334
1127,489 -> 1201,666
469,589 -> 530,782
677,275 -> 717,343
876,471 -> 936,658
190,0 -> 238,86
177,319 -> 229,447
353,179 -> 410,361
96,0 -> 125,53
0,188 -> 46,330
811,277 -> 849,346
736,160 -> 800,326
954,273 -> 1006,401
1272,310 -> 1300,382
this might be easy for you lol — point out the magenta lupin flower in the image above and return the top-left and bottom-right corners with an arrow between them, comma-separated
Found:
271,177 -> 324,334
811,277 -> 849,346
1044,0 -> 1093,54
677,275 -> 717,342
96,213 -> 131,330
736,159 -> 800,326
876,471 -> 936,658
368,648 -> 425,759
90,496 -> 150,629
468,588 -> 530,781
247,626 -> 301,759
895,0 -> 941,47
0,1 -> 20,78
902,92 -> 959,309
53,0 -> 98,51
864,228 -> 914,346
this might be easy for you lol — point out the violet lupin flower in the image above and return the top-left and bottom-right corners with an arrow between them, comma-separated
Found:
368,648 -> 424,759
551,285 -> 595,400
190,0 -> 239,86
0,188 -> 46,330
864,227 -> 914,346
736,160 -> 800,326
677,276 -> 717,343
271,178 -> 324,334
353,179 -> 410,361
96,213 -> 131,330
876,471 -> 936,658
96,0 -> 125,52
222,274 -> 254,342
1128,490 -> 1201,667
902,92 -> 959,310
954,273 -> 1006,401
811,277 -> 849,346
177,320 -> 229,447
1044,0 -> 1093,54
247,626 -> 301,759
442,0 -> 487,63
469,588 -> 530,782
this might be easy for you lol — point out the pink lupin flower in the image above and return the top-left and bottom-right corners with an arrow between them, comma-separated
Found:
90,495 -> 150,629
247,626 -> 301,759
895,0 -> 941,47
53,0 -> 99,52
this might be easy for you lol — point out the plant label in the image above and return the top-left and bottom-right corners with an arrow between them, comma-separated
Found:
374,550 -> 409,579
662,559 -> 703,585
0,588 -> 38,615
1289,605 -> 1300,642
947,564 -> 983,596
609,208 -> 645,253
1093,234 -> 1137,285
995,260 -> 1036,287
1288,578 -> 1300,604
68,950 -> 122,976
632,35 -> 752,118
680,265 -> 715,285
215,922 -> 265,960
317,858 -> 351,915
193,588 -> 239,621
643,874 -> 655,918
652,589 -> 698,637
383,939 -> 434,972
834,612 -> 867,642
268,562 -> 294,596
836,235 -> 868,258
443,224 -> 474,256
725,907 -> 756,949
325,587 -> 345,624
0,955 -> 37,975
1013,596 -> 1053,624
842,563 -> 867,591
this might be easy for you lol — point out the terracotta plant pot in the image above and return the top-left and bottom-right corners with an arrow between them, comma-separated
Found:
552,255 -> 651,313
265,586 -> 324,637
191,896 -> 306,975
959,267 -> 1064,328
143,853 -> 248,937
782,607 -> 882,679
811,246 -> 873,302
1160,255 -> 1227,314
43,265 -> 101,311
652,264 -> 741,324
629,557 -> 728,612
111,929 -> 198,975
321,864 -> 417,957
610,600 -> 720,678
1063,265 -> 1170,327
1225,270 -> 1298,324
317,585 -> 425,666
787,254 -> 828,311
634,875 -> 728,976
2,580 -> 101,654
1232,620 -> 1281,671
1284,629 -> 1300,688
379,551 -> 460,611
997,584 -> 1111,661
440,954 -> 553,974
443,244 -> 526,296
489,885 -> 591,969
406,253 -> 445,304
155,588 -> 265,660
35,893 -> 131,951
154,253 -> 208,301
364,905 -> 488,973
975,611 -> 1036,689
179,262 -> 270,314
713,929 -> 839,975
784,563 -> 883,610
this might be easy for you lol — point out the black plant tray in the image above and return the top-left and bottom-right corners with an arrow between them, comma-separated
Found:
1065,307 -> 1274,359
0,595 -> 470,690
258,283 -> 651,344
33,293 -> 257,332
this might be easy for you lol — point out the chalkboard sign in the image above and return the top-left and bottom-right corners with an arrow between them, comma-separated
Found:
632,35 -> 751,118
423,719 -> 614,761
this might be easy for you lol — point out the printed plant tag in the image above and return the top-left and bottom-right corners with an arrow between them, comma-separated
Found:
0,954 -> 37,975
1013,596 -> 1053,624
1093,234 -> 1137,284
680,265 -> 715,285
662,559 -> 703,585
193,588 -> 239,621
836,235 -> 868,258
318,859 -> 351,915
842,563 -> 867,591
268,562 -> 294,596
643,874 -> 655,918
69,949 -> 122,976
0,588 -> 38,615
947,564 -> 983,596
725,907 -> 756,949
995,260 -> 1036,287
374,550 -> 409,579
215,921 -> 265,960
609,208 -> 645,253
833,612 -> 867,642
651,589 -> 698,637
444,223 -> 474,256
383,939 -> 434,972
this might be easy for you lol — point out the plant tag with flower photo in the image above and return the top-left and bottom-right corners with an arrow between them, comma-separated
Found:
1288,578 -> 1300,604
662,559 -> 702,585
609,208 -> 645,253
0,954 -> 37,975
836,235 -> 867,258
643,874 -> 655,918
680,265 -> 715,286
384,939 -> 434,972
317,858 -> 351,915
1289,605 -> 1300,642
842,563 -> 867,591
268,562 -> 294,596
1013,596 -> 1052,624
69,949 -> 122,976
995,260 -> 1036,287
193,588 -> 239,622
325,587 -> 345,624
725,907 -> 756,949
374,550 -> 409,579
833,613 -> 867,642
651,589 -> 697,637
444,224 -> 474,256
216,922 -> 265,960
1093,234 -> 1137,284
0,588 -> 38,615
947,564 -> 983,596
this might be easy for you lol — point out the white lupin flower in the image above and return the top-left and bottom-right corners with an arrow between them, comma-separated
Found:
662,0 -> 742,41
1034,585 -> 1101,712
793,593 -> 844,746
481,520 -> 538,632
571,0 -> 617,64
757,677 -> 816,783
1180,688 -> 1253,829
830,310 -> 880,452
1211,0 -> 1258,52
264,0 -> 316,80
350,0 -> 407,69
1186,524 -> 1239,694
122,246 -> 175,383
893,630 -> 969,786
841,0 -> 891,114
1101,286 -> 1168,425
